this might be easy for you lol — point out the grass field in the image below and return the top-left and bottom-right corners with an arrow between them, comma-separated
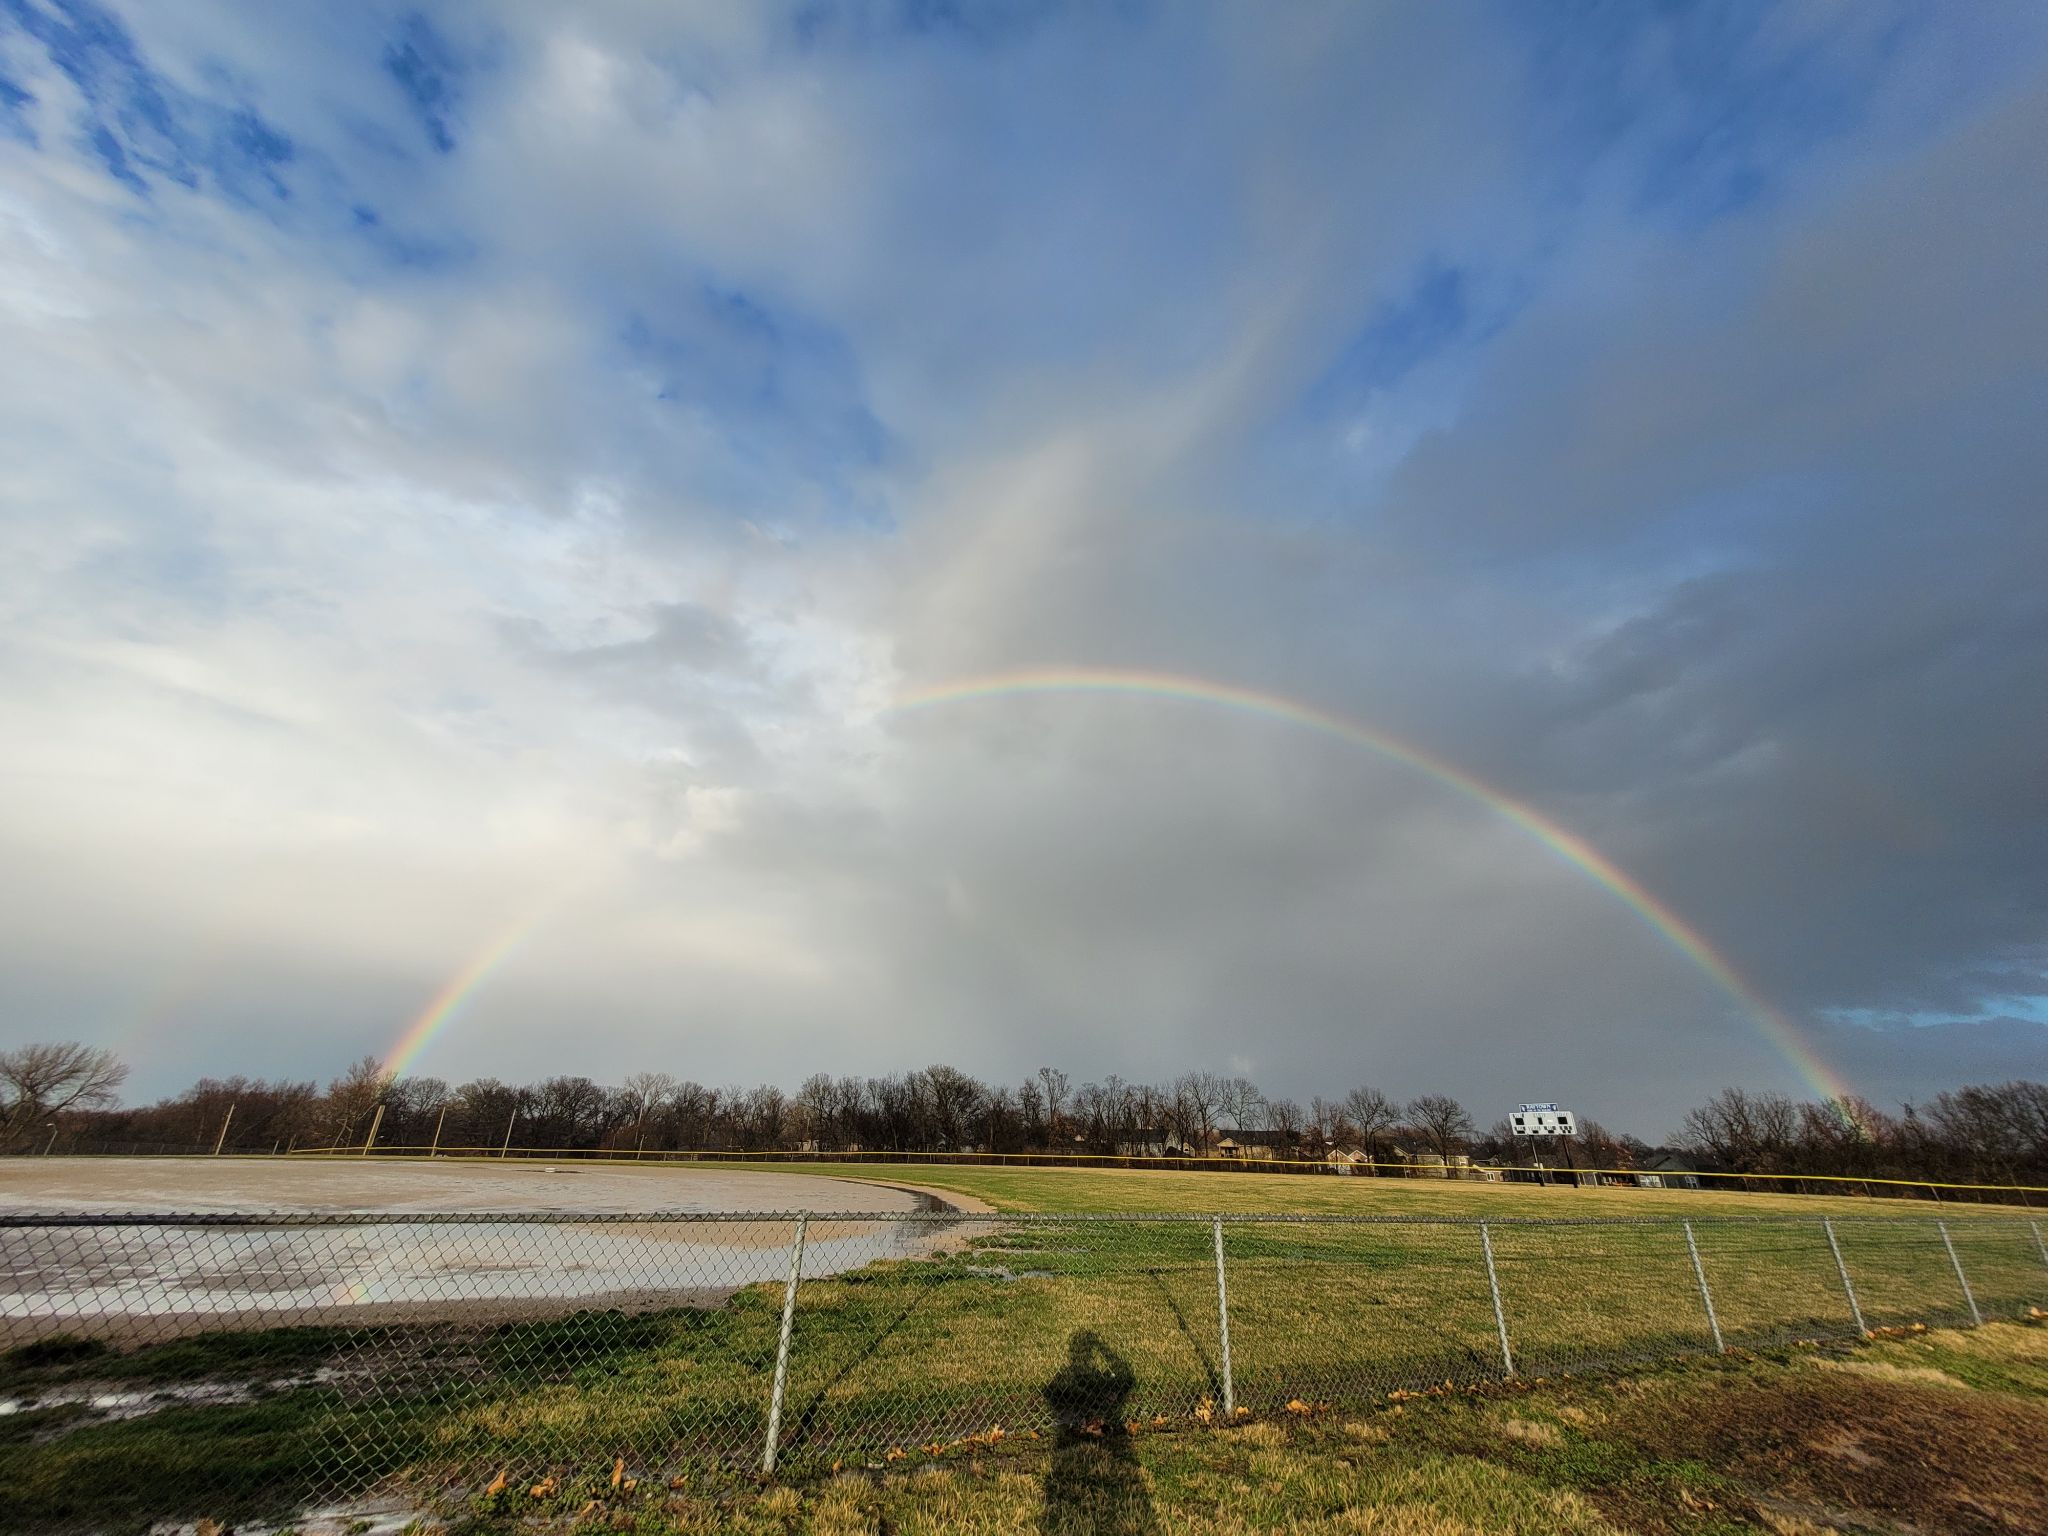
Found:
6,1319 -> 2045,1533
460,1320 -> 2048,1535
727,1156 -> 2045,1221
3,1161 -> 2044,1533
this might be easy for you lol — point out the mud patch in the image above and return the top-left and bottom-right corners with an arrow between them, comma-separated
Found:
1605,1368 -> 2048,1534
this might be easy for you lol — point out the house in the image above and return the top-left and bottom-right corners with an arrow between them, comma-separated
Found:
1394,1150 -> 1501,1182
1636,1152 -> 1701,1190
1115,1127 -> 1192,1159
1216,1130 -> 1298,1161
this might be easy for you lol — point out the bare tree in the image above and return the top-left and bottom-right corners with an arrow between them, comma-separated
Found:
1921,1082 -> 2048,1182
1,1043 -> 128,1152
1036,1067 -> 1070,1145
1405,1094 -> 1474,1160
921,1064 -> 986,1150
1264,1096 -> 1303,1151
1173,1071 -> 1224,1152
1308,1096 -> 1347,1148
1677,1087 -> 1799,1173
1344,1086 -> 1400,1163
1017,1079 -> 1046,1146
1220,1076 -> 1264,1131
322,1056 -> 393,1147
622,1071 -> 677,1151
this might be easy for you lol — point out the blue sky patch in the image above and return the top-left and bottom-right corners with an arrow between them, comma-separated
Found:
382,11 -> 461,154
2,0 -> 296,203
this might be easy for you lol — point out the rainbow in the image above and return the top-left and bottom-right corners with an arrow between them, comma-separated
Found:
893,666 -> 1855,1106
381,907 -> 552,1080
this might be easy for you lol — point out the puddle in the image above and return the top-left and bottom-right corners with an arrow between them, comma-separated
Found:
147,1494 -> 424,1536
0,1371 -> 331,1422
1,1214 -> 965,1334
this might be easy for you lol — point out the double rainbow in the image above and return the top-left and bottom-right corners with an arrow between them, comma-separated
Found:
378,664 -> 1850,1107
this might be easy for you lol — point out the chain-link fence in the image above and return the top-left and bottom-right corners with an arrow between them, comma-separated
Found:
3,1210 -> 2044,1530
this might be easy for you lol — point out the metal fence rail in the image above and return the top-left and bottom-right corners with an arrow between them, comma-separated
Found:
2,1210 -> 2043,1528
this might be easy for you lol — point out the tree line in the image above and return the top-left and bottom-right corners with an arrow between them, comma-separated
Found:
1676,1083 -> 2048,1187
6,1041 -> 2043,1186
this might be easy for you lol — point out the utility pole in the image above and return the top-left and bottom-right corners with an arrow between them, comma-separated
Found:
361,1102 -> 385,1157
430,1103 -> 448,1157
501,1106 -> 519,1158
213,1103 -> 236,1156
43,1124 -> 60,1156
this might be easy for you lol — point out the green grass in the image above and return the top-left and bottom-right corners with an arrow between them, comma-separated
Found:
19,1323 -> 2045,1534
737,1156 -> 2044,1220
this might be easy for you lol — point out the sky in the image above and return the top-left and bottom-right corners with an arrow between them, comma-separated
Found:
2,1 -> 2045,1136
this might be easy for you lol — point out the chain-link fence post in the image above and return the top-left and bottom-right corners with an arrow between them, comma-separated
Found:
1479,1221 -> 1514,1378
2031,1219 -> 2046,1270
1681,1220 -> 1724,1353
1821,1218 -> 1866,1335
1937,1220 -> 1982,1326
1211,1216 -> 1235,1419
762,1214 -> 808,1474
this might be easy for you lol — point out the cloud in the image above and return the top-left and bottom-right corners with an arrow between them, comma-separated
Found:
1,2 -> 2044,1130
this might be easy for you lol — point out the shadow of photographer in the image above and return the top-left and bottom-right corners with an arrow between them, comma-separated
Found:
1039,1329 -> 1162,1536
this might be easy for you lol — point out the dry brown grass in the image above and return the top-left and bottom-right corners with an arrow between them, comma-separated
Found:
1810,1356 -> 1968,1388
1597,1336 -> 2048,1534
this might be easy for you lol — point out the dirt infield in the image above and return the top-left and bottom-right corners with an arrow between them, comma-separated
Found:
0,1157 -> 988,1215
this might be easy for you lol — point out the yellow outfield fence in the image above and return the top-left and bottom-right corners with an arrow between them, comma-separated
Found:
256,1141 -> 2048,1205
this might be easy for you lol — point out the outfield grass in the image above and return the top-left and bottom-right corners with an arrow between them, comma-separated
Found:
764,1156 -> 2044,1221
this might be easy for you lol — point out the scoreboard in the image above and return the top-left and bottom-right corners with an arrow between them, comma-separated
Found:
1509,1104 -> 1578,1137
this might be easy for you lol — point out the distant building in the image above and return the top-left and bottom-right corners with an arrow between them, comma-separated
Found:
1216,1130 -> 1299,1161
1115,1127 -> 1192,1158
1394,1149 -> 1500,1182
1637,1153 -> 1701,1190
